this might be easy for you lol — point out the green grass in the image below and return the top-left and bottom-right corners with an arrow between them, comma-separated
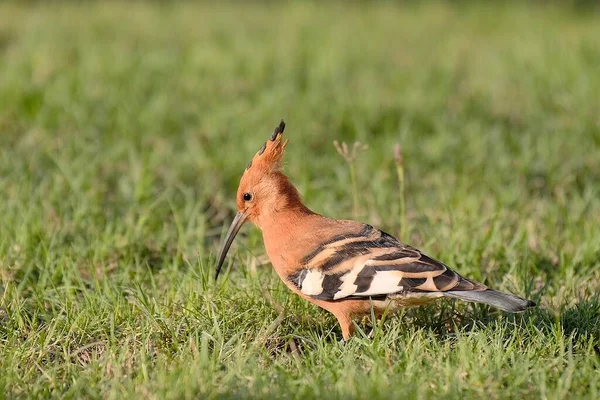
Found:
1,1 -> 600,398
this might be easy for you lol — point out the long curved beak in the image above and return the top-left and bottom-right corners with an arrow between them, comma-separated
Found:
215,211 -> 249,280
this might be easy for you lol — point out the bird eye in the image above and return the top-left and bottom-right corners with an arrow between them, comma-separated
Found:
243,192 -> 252,202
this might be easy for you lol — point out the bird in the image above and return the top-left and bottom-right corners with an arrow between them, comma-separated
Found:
215,120 -> 535,340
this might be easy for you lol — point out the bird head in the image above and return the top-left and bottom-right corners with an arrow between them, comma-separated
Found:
216,120 -> 304,279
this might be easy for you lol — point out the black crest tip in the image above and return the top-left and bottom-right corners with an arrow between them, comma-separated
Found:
257,142 -> 267,155
270,119 -> 286,141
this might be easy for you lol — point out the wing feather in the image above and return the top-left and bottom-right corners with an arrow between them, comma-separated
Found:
290,224 -> 486,301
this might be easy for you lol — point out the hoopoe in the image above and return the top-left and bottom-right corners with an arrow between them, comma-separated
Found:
216,120 -> 535,340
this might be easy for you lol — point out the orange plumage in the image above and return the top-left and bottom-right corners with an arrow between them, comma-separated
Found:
216,120 -> 535,340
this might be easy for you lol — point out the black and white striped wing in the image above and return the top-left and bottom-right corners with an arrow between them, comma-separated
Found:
289,224 -> 484,301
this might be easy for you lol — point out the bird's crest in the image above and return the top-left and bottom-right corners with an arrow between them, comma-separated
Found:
245,120 -> 288,175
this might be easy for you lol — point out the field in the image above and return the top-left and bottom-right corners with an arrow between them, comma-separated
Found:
1,1 -> 599,399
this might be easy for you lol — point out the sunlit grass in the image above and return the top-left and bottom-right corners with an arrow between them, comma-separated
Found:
0,1 -> 599,399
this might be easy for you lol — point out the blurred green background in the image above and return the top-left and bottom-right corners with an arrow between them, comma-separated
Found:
1,1 -> 599,399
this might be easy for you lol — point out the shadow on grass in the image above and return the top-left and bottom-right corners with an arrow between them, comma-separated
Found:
278,293 -> 600,355
559,296 -> 600,353
392,295 -> 600,352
